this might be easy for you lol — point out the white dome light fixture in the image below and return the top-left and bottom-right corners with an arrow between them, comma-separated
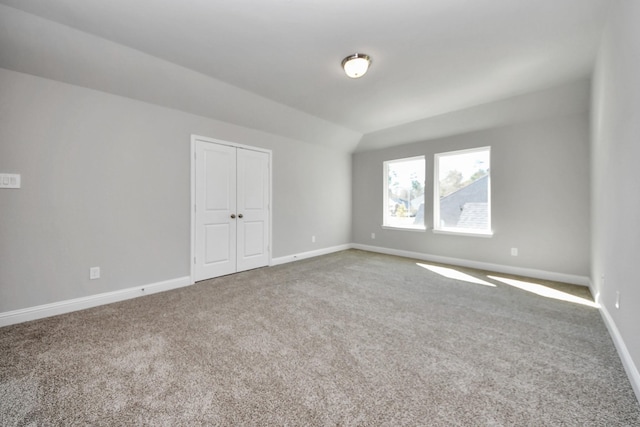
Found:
341,53 -> 371,78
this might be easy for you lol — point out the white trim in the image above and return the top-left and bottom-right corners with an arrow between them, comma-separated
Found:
190,135 -> 273,284
191,134 -> 274,154
381,225 -> 427,232
432,229 -> 494,238
0,276 -> 191,328
352,243 -> 590,286
271,244 -> 352,266
597,301 -> 640,402
190,136 -> 197,283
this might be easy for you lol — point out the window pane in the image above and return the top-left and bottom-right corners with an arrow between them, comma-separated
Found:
384,156 -> 425,229
435,147 -> 490,234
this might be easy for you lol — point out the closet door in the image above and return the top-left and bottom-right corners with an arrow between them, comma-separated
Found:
236,148 -> 270,272
194,139 -> 270,282
194,142 -> 237,281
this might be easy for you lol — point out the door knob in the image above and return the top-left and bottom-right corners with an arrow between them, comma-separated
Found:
238,214 -> 244,218
230,214 -> 236,219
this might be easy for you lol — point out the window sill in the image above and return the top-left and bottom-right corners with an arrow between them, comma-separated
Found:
432,229 -> 493,238
382,225 -> 427,232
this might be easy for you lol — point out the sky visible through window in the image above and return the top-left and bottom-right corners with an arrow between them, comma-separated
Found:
389,158 -> 425,184
438,150 -> 489,182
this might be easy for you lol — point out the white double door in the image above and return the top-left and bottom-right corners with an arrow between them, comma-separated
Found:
194,139 -> 270,281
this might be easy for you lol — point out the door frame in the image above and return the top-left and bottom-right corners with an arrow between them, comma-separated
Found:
190,134 -> 272,284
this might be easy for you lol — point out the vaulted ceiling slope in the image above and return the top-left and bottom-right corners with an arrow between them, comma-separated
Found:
0,0 -> 611,152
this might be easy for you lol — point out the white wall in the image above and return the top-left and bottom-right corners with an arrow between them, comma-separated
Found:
591,0 -> 640,398
353,112 -> 591,279
0,68 -> 352,312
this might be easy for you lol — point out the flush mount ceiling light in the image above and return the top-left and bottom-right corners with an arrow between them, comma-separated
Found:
341,53 -> 371,78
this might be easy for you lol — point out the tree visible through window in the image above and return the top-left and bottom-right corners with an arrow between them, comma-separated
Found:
383,156 -> 425,229
434,147 -> 491,235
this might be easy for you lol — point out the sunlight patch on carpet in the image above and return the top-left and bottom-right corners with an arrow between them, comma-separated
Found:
487,276 -> 598,308
417,263 -> 496,287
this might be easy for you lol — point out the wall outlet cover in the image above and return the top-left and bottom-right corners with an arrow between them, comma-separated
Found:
0,173 -> 21,189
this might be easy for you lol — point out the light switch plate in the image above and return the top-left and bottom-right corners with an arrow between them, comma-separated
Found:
0,174 -> 21,189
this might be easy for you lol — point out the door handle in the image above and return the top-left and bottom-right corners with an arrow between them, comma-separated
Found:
238,214 -> 244,219
230,214 -> 236,219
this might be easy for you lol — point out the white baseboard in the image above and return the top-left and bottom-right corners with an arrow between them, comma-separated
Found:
271,244 -> 352,266
352,243 -> 590,286
1,246 -> 589,328
0,276 -> 192,328
597,303 -> 640,402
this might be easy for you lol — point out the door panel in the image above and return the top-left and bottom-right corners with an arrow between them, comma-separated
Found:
205,224 -> 232,264
195,142 -> 237,280
236,148 -> 269,272
241,154 -> 266,209
205,153 -> 232,211
242,221 -> 265,257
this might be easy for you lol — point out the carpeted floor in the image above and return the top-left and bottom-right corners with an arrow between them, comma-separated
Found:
1,249 -> 639,425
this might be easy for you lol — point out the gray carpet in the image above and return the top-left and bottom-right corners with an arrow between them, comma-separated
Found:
1,249 -> 639,426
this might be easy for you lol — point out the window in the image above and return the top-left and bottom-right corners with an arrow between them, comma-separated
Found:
434,147 -> 491,236
383,156 -> 425,229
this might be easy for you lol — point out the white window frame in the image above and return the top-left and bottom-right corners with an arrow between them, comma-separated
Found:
383,155 -> 426,231
433,146 -> 492,237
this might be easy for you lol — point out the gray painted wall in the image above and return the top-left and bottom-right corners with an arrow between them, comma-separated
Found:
0,68 -> 352,312
356,79 -> 591,152
352,113 -> 591,276
591,0 -> 640,387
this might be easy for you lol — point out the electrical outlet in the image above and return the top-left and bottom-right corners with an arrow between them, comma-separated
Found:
511,248 -> 518,256
89,267 -> 100,280
0,173 -> 21,189
371,233 -> 376,239
312,235 -> 316,243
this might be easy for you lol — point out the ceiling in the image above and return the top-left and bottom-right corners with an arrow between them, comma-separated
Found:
0,0 -> 611,151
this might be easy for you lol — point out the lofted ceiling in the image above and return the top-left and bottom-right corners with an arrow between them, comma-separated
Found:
0,0 -> 611,151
